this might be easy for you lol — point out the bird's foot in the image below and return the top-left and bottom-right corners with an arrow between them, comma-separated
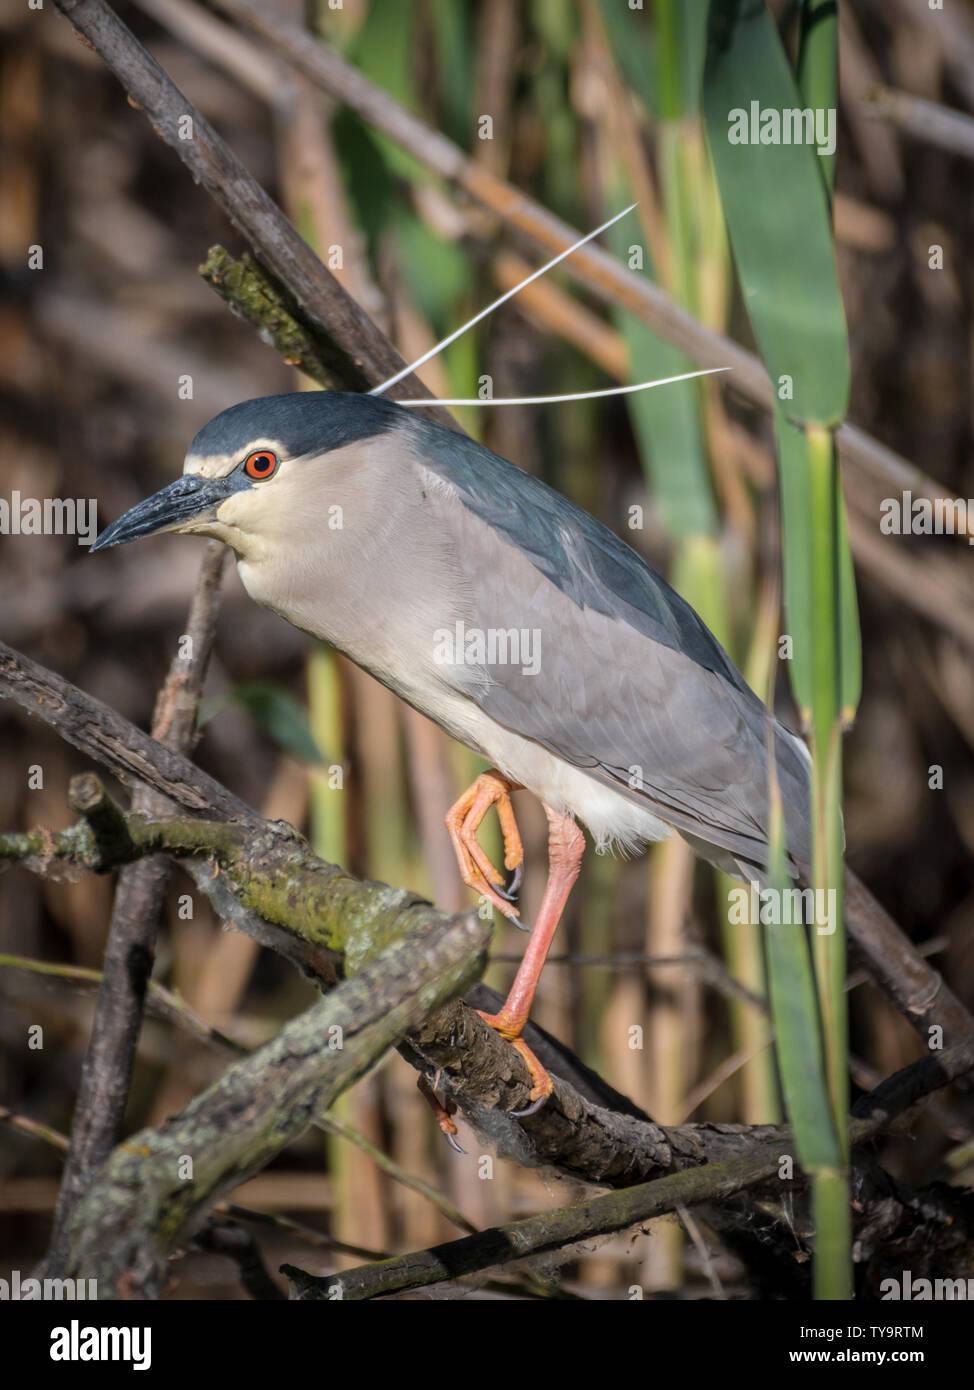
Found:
417,1073 -> 466,1153
446,771 -> 525,924
476,1009 -> 554,1116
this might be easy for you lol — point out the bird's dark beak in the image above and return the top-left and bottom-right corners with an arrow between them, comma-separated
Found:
90,474 -> 234,552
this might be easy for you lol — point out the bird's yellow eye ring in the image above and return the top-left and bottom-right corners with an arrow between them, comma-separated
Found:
243,449 -> 278,481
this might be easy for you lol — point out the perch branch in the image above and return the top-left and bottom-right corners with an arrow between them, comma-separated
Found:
0,780 -> 698,1176
285,1036 -> 974,1301
5,785 -> 973,1199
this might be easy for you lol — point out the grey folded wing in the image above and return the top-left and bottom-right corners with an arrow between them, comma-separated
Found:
414,417 -> 813,874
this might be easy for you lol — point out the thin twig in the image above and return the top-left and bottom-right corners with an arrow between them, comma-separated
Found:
0,952 -> 249,1055
315,1113 -> 477,1236
0,637 -> 259,826
676,1204 -> 726,1300
0,1108 -> 70,1153
864,85 -> 974,162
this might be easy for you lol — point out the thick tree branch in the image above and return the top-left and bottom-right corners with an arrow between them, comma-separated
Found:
283,1036 -> 974,1301
66,909 -> 490,1298
6,778 -> 973,1209
0,780 -> 707,1176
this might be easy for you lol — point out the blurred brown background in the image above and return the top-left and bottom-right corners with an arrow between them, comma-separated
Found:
1,0 -> 972,1298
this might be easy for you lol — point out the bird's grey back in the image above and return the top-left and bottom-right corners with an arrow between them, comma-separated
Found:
408,413 -> 751,691
403,408 -> 813,874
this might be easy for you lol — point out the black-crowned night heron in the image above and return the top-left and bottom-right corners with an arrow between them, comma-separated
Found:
92,390 -> 812,1117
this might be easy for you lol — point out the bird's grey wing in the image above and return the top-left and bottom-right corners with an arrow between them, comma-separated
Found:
410,417 -> 812,871
469,568 -> 811,871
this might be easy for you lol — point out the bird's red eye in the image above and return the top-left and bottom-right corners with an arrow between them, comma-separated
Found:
243,450 -> 278,480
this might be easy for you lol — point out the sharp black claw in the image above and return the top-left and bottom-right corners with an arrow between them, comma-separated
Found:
445,1131 -> 466,1154
505,862 -> 523,900
510,914 -> 532,934
510,1092 -> 550,1119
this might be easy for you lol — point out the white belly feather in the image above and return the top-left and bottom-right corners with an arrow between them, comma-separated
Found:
406,675 -> 675,855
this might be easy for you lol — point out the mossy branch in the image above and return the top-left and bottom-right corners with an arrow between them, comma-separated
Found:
0,774 -> 473,976
66,908 -> 490,1297
283,1035 -> 974,1301
199,245 -> 345,391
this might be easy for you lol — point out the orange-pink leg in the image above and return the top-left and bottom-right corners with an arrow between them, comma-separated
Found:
477,804 -> 585,1115
445,770 -> 525,924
